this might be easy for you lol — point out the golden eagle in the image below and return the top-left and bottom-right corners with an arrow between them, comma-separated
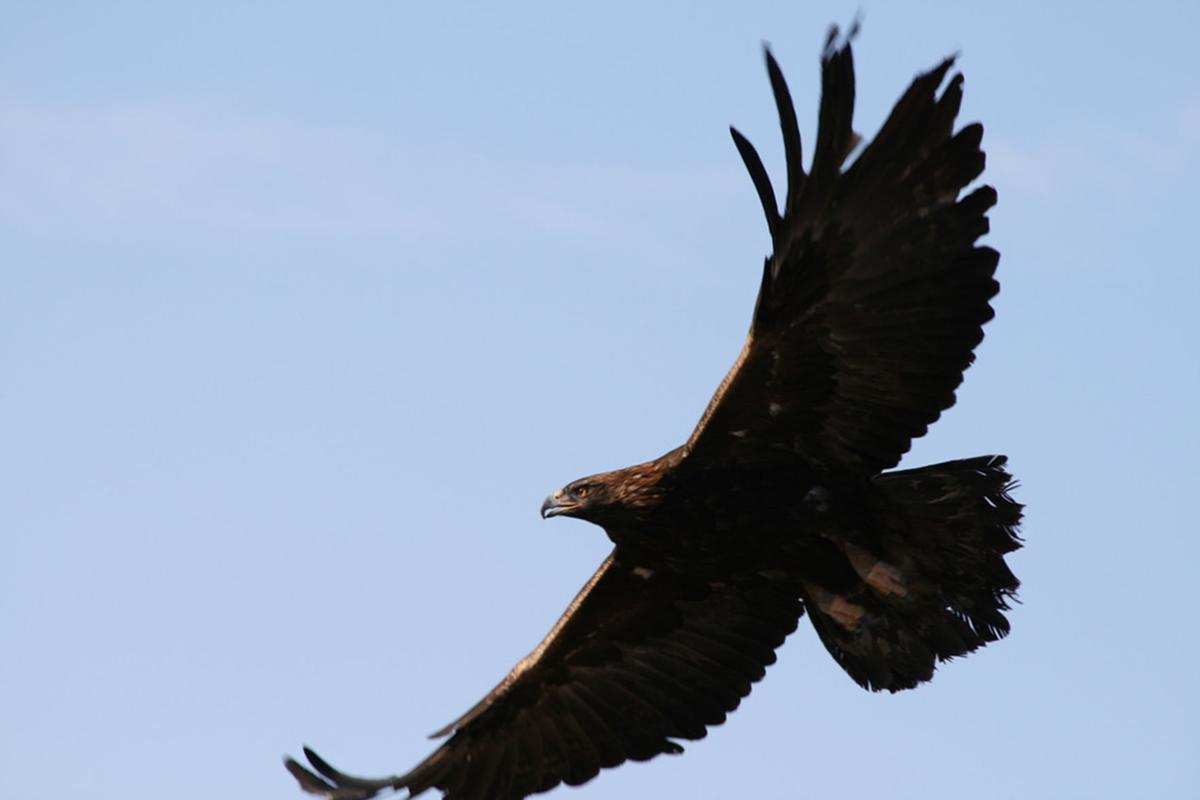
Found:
286,26 -> 1022,800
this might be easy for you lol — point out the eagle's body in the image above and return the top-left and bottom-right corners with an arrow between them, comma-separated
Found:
578,452 -> 836,566
287,26 -> 1022,800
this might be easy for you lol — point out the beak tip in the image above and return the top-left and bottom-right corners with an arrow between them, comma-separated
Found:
540,492 -> 568,520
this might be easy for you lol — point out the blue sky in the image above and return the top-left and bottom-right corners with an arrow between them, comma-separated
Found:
3,2 -> 1198,798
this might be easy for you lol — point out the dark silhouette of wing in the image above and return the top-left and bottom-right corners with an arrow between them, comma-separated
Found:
286,550 -> 803,800
686,31 -> 998,475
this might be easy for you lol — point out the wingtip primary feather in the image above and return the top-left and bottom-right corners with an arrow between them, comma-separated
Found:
806,20 -> 859,194
284,747 -> 403,800
823,16 -> 862,60
763,46 -> 806,214
729,126 -> 781,242
285,755 -> 335,796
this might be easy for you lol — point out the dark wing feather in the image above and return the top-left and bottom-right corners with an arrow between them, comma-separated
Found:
686,35 -> 997,475
286,550 -> 803,800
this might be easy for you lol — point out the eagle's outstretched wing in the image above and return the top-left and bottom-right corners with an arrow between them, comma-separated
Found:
685,31 -> 998,475
287,550 -> 802,799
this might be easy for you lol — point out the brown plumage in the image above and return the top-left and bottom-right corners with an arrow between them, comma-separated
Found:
286,25 -> 1022,800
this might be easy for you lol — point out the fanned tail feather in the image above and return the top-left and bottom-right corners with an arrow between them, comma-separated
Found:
806,456 -> 1022,691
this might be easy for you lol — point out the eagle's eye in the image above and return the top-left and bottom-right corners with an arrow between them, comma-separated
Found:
573,485 -> 590,499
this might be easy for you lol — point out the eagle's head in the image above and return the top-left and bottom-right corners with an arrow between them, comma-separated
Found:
540,476 -> 612,523
541,464 -> 665,526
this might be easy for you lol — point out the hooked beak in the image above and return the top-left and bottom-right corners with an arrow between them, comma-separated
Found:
540,489 -> 575,519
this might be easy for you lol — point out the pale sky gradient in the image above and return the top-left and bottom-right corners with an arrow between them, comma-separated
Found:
3,3 -> 1198,798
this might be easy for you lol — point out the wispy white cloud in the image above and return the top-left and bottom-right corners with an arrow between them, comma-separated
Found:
0,101 -> 444,237
986,137 -> 1110,200
1179,97 -> 1200,143
986,97 -> 1199,205
0,99 -> 738,246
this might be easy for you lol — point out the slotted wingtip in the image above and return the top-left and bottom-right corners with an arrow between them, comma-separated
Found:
925,53 -> 961,90
763,47 -> 792,107
303,746 -> 336,776
762,42 -> 781,72
728,125 -> 782,241
285,753 -> 337,797
282,747 -> 402,800
823,15 -> 863,59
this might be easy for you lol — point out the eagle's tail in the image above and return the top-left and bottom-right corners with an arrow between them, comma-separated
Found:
804,455 -> 1022,692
